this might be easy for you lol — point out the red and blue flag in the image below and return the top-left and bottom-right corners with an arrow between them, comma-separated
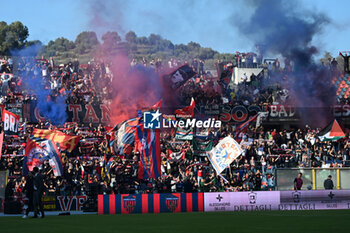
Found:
134,124 -> 161,180
23,137 -> 63,176
234,114 -> 258,142
109,118 -> 139,156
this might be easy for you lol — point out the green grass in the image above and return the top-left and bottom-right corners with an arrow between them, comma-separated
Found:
1,210 -> 349,233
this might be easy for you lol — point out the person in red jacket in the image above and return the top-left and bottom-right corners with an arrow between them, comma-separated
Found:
294,173 -> 303,190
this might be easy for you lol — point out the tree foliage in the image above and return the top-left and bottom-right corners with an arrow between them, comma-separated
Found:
0,21 -> 233,69
125,31 -> 137,44
102,31 -> 121,49
0,21 -> 29,55
75,31 -> 99,54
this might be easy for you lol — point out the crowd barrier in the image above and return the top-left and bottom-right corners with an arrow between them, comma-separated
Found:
98,190 -> 350,214
98,193 -> 204,214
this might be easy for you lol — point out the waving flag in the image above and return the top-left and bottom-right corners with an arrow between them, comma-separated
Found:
23,129 -> 80,176
167,149 -> 185,161
150,100 -> 162,111
23,137 -> 63,176
32,129 -> 81,152
317,119 -> 345,141
207,136 -> 242,174
175,98 -> 195,117
234,114 -> 258,142
110,118 -> 139,155
138,100 -> 162,115
134,124 -> 161,180
164,64 -> 197,89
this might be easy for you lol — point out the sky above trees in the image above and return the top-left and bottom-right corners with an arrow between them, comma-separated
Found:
2,0 -> 350,55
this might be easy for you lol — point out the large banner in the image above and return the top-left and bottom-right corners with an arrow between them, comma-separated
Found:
27,102 -> 111,124
98,193 -> 204,215
204,190 -> 350,212
204,191 -> 280,212
279,190 -> 350,210
98,190 -> 350,215
22,102 -> 350,125
218,105 -> 261,123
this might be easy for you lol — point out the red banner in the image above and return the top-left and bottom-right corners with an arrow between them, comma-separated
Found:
2,110 -> 20,135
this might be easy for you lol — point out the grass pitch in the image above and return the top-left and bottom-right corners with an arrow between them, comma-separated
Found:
1,210 -> 349,233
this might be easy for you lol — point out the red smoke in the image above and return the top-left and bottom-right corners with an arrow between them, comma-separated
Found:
107,54 -> 163,124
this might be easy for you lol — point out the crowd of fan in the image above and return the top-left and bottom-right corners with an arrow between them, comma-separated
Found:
1,53 -> 349,200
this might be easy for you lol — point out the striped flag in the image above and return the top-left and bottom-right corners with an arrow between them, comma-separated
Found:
134,124 -> 161,180
234,114 -> 258,142
98,193 -> 204,214
175,126 -> 194,140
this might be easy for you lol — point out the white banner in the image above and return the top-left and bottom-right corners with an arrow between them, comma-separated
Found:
204,191 -> 280,212
204,190 -> 350,212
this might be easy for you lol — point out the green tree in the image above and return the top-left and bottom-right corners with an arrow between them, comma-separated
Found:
148,34 -> 162,45
101,31 -> 121,51
47,37 -> 75,52
44,37 -> 75,57
187,41 -> 201,53
174,44 -> 188,58
125,31 -> 137,44
75,31 -> 99,54
0,21 -> 29,55
199,47 -> 217,60
136,36 -> 149,44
